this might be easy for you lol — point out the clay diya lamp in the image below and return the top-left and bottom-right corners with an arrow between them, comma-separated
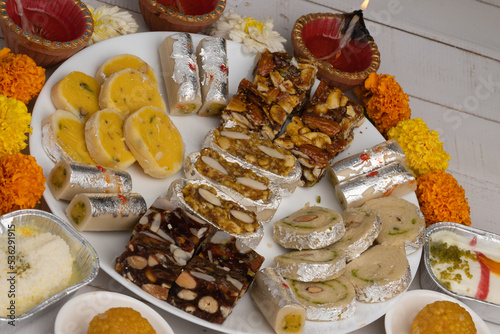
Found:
292,11 -> 380,91
0,0 -> 93,68
138,0 -> 226,33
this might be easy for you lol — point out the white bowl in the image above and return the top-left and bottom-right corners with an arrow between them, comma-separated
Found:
54,291 -> 174,334
385,289 -> 490,334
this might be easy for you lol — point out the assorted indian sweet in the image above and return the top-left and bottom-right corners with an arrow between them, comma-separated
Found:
115,196 -> 264,324
428,228 -> 500,306
0,226 -> 74,316
158,33 -> 202,115
410,300 -> 476,334
94,53 -> 158,85
87,307 -> 157,334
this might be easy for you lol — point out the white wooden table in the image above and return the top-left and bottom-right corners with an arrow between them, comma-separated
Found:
2,0 -> 499,333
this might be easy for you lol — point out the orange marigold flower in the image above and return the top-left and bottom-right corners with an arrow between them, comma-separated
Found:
0,47 -> 45,104
354,72 -> 411,137
387,118 -> 450,178
0,94 -> 32,157
0,153 -> 46,215
416,170 -> 471,227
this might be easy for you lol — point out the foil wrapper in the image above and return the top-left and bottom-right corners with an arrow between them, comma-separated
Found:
166,178 -> 264,249
197,37 -> 229,117
274,249 -> 346,282
66,193 -> 147,231
329,139 -> 406,185
47,160 -> 132,201
335,160 -> 416,209
250,267 -> 306,334
159,33 -> 202,115
203,124 -> 302,196
355,263 -> 411,303
183,149 -> 281,223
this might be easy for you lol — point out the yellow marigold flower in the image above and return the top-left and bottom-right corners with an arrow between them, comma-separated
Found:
0,153 -> 46,215
0,95 -> 32,157
0,48 -> 45,104
387,118 -> 450,177
416,170 -> 471,227
354,72 -> 411,137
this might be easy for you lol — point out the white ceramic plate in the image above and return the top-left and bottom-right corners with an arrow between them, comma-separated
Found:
54,291 -> 174,334
385,289 -> 490,334
30,31 -> 422,334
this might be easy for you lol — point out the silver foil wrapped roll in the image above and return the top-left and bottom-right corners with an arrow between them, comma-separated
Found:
184,149 -> 281,223
335,160 -> 416,209
159,33 -> 202,115
250,267 -> 306,334
329,139 -> 406,185
47,160 -> 132,201
196,37 -> 229,117
166,178 -> 264,249
65,193 -> 147,231
203,124 -> 302,196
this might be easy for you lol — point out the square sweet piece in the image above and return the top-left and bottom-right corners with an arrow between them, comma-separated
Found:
167,255 -> 249,324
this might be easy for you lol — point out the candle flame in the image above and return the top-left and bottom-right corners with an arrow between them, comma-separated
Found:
361,0 -> 370,10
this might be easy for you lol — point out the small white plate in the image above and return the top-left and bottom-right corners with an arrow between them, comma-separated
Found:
385,289 -> 490,334
54,291 -> 174,334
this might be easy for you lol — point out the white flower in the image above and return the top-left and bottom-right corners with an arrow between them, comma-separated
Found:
206,10 -> 286,54
87,5 -> 138,45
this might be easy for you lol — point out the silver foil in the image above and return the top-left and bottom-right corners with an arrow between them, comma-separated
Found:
197,37 -> 229,116
166,178 -> 264,249
47,160 -> 132,201
274,249 -> 346,282
203,125 -> 302,196
421,222 -> 500,324
183,149 -> 281,223
329,139 -> 406,185
335,160 -> 416,209
0,210 -> 98,331
354,264 -> 411,303
250,267 -> 306,331
83,193 -> 147,219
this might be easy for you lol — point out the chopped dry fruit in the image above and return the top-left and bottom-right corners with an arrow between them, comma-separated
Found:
115,198 -> 214,300
167,255 -> 248,324
180,182 -> 260,235
198,231 -> 264,283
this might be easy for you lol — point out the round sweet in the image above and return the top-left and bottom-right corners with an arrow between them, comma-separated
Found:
94,53 -> 158,86
410,300 -> 476,334
87,307 -> 157,334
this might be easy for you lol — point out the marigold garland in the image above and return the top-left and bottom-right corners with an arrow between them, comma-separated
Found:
354,72 -> 411,138
387,117 -> 450,178
0,48 -> 46,104
0,153 -> 45,215
416,170 -> 471,227
0,95 -> 32,157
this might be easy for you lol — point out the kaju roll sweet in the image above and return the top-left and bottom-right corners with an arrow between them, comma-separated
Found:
47,160 -> 132,201
196,37 -> 229,117
65,193 -> 147,231
335,160 -> 416,209
273,205 -> 345,250
329,139 -> 406,185
250,267 -> 306,334
159,33 -> 202,115
184,148 -> 281,222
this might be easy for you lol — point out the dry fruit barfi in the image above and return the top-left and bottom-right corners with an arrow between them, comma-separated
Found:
363,196 -> 425,255
167,255 -> 248,324
167,178 -> 264,248
65,193 -> 146,231
184,148 -> 281,222
326,207 -> 381,262
196,37 -> 229,117
273,205 -> 345,250
159,33 -> 202,115
47,160 -> 132,201
204,123 -> 301,195
344,244 -> 411,303
251,267 -> 306,334
273,249 -> 346,282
